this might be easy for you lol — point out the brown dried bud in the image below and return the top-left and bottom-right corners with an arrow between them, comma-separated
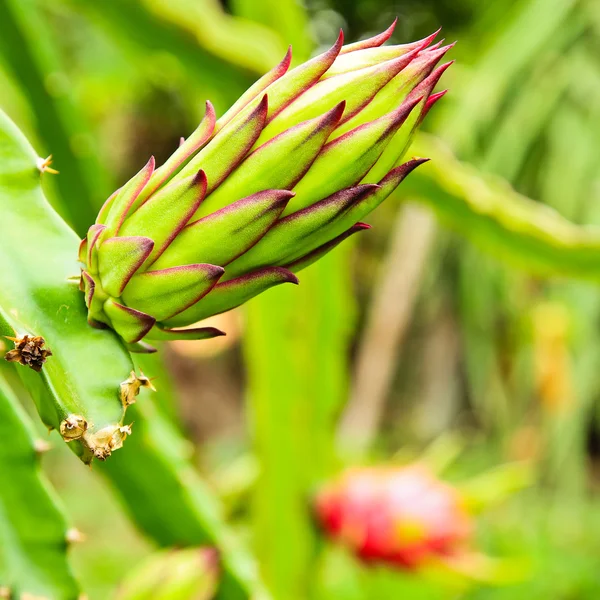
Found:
119,370 -> 156,407
4,334 -> 52,372
85,423 -> 132,460
59,414 -> 88,441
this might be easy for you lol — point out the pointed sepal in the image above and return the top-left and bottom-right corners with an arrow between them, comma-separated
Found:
289,96 -> 421,212
102,157 -> 155,233
85,223 -> 107,273
146,325 -> 226,341
96,236 -> 155,298
82,270 -> 110,331
329,27 -> 440,75
153,189 -> 294,270
225,184 -> 378,277
285,158 -> 429,259
141,101 -> 216,199
257,49 -> 420,144
339,19 -> 397,54
78,237 -> 88,263
96,188 -> 119,225
418,89 -> 448,124
121,264 -> 225,322
224,31 -> 344,128
102,299 -> 156,344
217,48 -> 292,130
179,96 -> 268,200
120,170 -> 208,264
125,340 -> 158,354
164,267 -> 299,327
286,223 -> 371,272
331,44 -> 454,140
201,102 -> 345,217
365,61 -> 452,182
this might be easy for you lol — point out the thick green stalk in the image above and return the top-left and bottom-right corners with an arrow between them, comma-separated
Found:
0,108 -> 133,463
0,377 -> 80,599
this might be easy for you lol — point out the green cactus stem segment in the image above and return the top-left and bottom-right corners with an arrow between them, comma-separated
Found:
0,108 -> 136,463
0,377 -> 80,598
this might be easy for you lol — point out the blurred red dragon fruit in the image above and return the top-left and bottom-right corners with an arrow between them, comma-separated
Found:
315,465 -> 471,569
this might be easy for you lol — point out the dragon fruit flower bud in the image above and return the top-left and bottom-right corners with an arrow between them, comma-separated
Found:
79,21 -> 452,350
315,466 -> 471,569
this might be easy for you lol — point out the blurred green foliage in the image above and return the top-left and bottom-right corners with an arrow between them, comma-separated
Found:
1,0 -> 600,598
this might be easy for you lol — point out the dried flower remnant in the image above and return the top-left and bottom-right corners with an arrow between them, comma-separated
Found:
4,334 -> 53,372
119,370 -> 156,407
59,414 -> 88,441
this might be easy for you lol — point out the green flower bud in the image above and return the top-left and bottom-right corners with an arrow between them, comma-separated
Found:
79,22 -> 453,350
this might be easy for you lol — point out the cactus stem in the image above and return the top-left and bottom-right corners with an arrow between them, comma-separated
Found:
4,334 -> 53,372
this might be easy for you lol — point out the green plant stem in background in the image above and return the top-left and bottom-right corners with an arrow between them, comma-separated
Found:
245,251 -> 355,599
0,377 -> 80,598
407,134 -> 600,282
440,0 -> 577,156
140,0 -> 289,75
230,0 -> 313,67
68,0 -> 252,113
235,6 -> 355,597
0,0 -> 111,235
